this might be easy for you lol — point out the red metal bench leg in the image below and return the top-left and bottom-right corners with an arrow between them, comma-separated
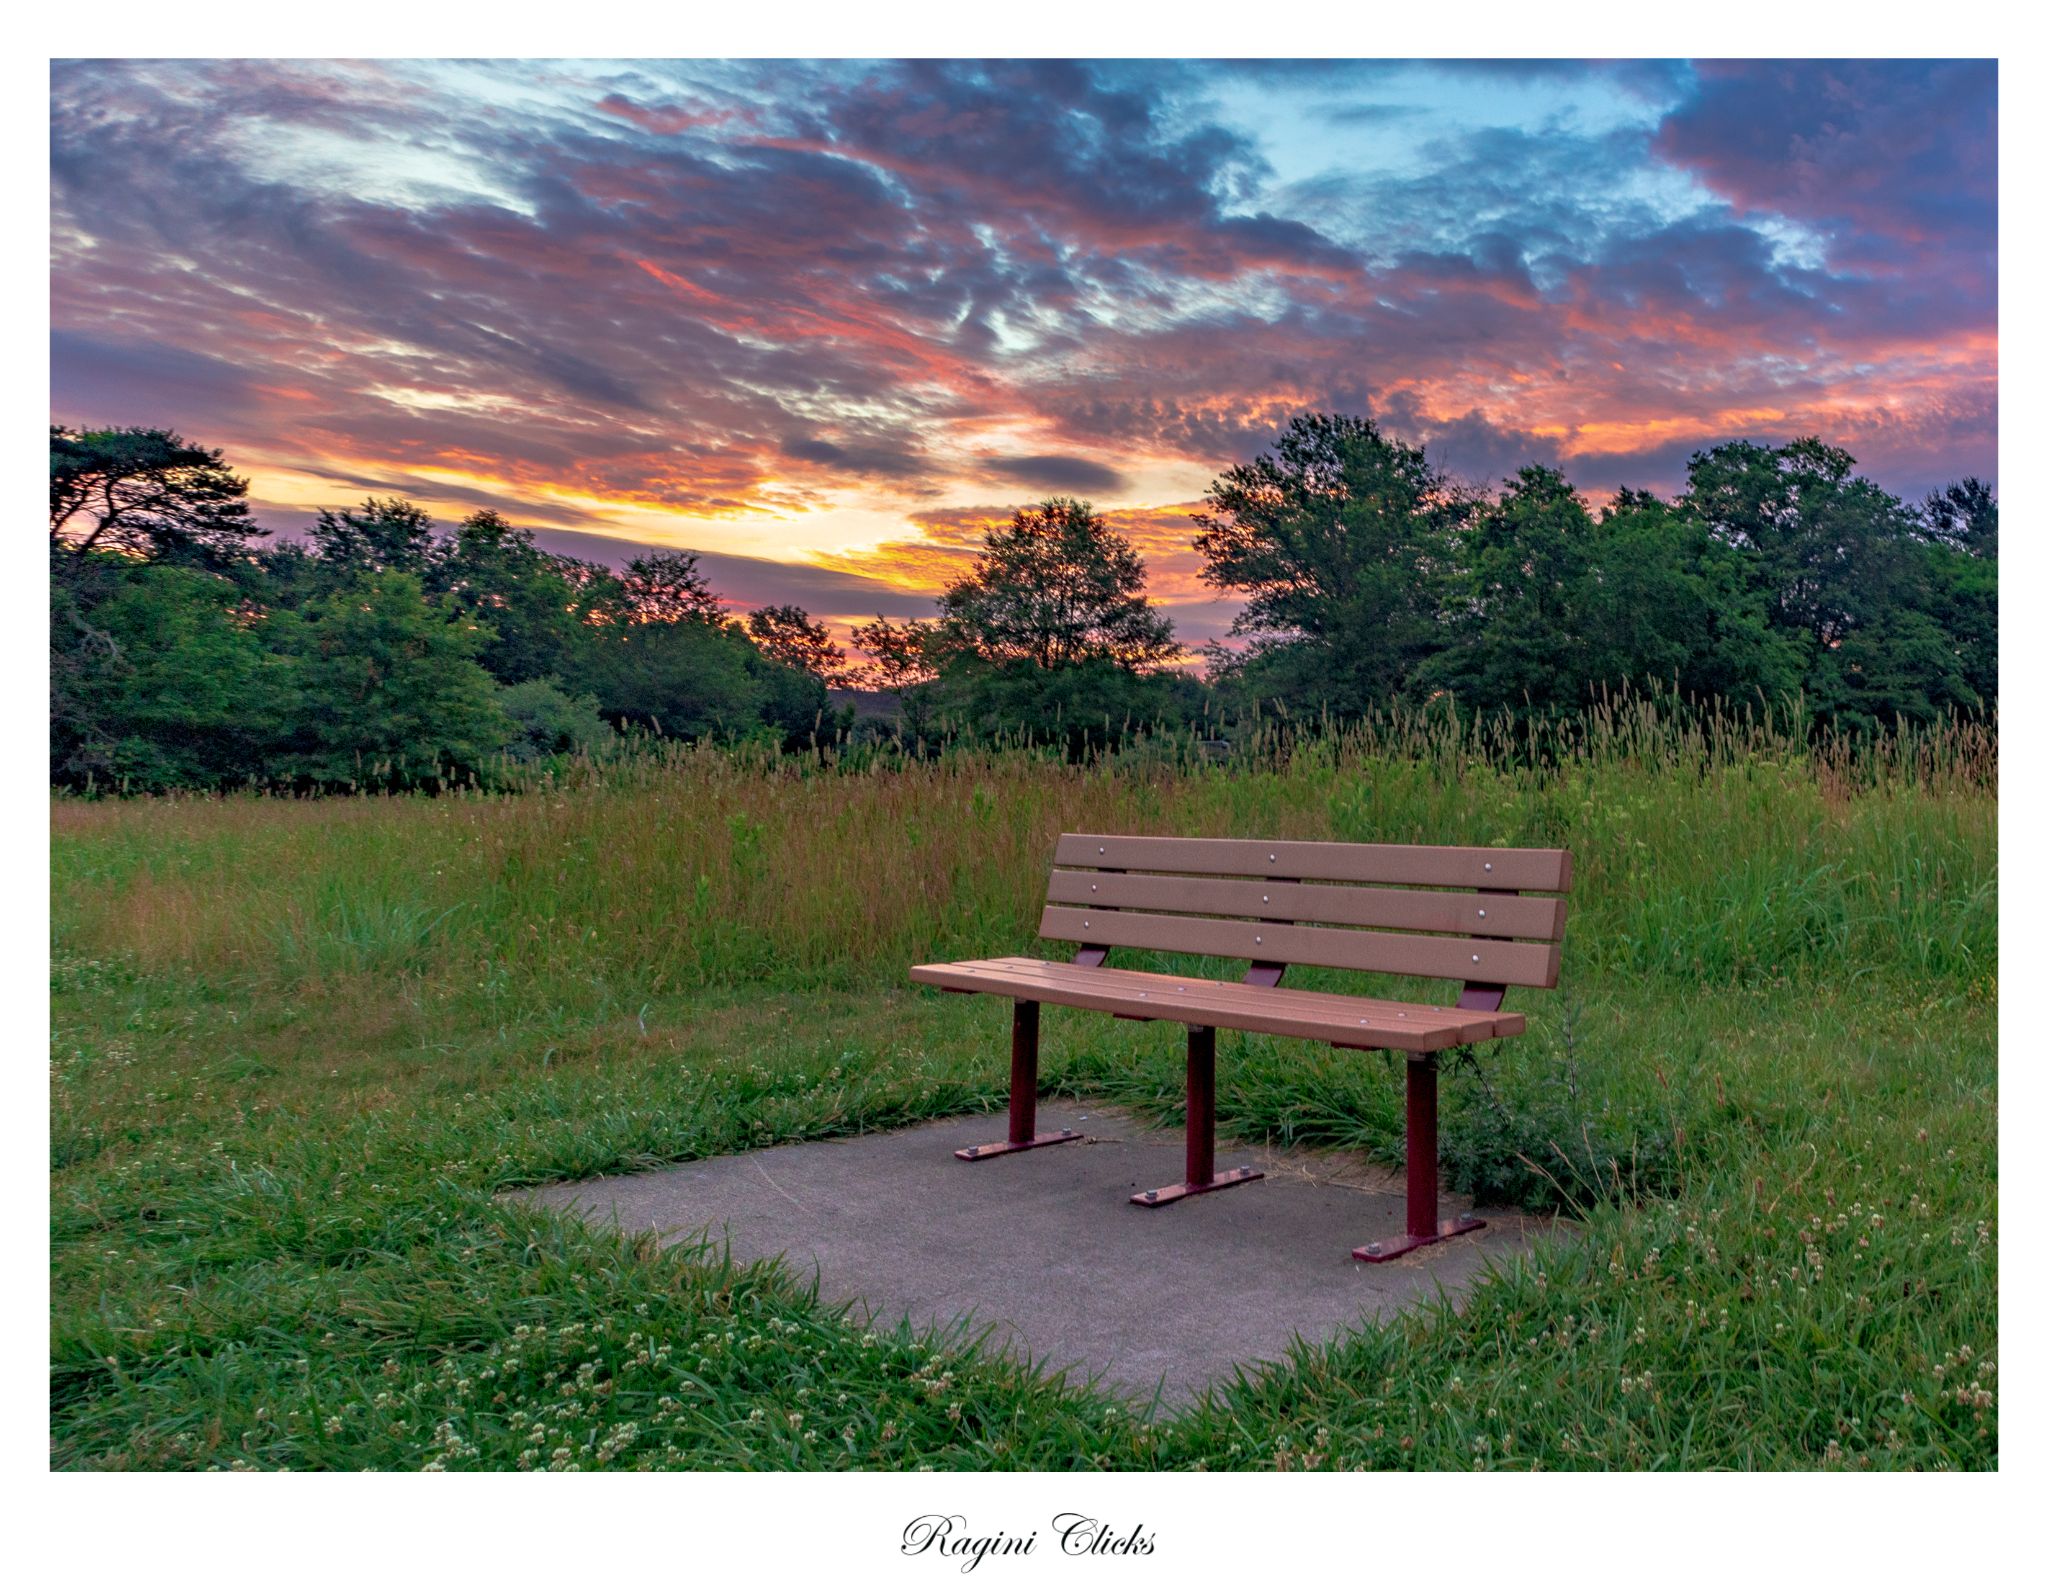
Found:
956,999 -> 1084,1161
1354,1052 -> 1484,1260
1132,1025 -> 1263,1205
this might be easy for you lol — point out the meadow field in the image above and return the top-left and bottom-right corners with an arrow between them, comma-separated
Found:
49,704 -> 1999,1470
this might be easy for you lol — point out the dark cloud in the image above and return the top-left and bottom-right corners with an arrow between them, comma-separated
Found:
778,434 -> 928,479
52,329 -> 264,425
980,455 -> 1130,494
1403,408 -> 1566,491
1655,60 -> 1996,268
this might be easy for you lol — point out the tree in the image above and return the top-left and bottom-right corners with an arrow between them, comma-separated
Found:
307,497 -> 439,575
51,562 -> 289,788
570,617 -> 768,741
564,550 -> 833,743
1678,439 -> 1974,726
496,678 -> 612,763
746,604 -> 849,683
621,550 -> 725,625
1678,438 -> 1917,653
1421,465 -> 1600,714
1820,608 -> 1980,730
1194,413 -> 1468,714
848,615 -> 942,741
49,425 -> 262,565
1921,478 -> 1998,559
430,510 -> 588,685
1917,537 -> 1997,711
746,644 -> 836,748
277,572 -> 511,788
1583,489 -> 1803,706
930,499 -> 1180,671
850,616 -> 939,693
912,499 -> 1185,753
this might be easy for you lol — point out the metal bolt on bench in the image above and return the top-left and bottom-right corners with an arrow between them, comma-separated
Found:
915,834 -> 1573,1262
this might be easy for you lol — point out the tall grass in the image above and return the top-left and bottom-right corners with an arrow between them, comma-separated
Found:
53,701 -> 1996,1003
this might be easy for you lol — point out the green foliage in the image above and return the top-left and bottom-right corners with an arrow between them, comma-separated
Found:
1922,476 -> 1997,559
1423,465 -> 1601,712
50,562 -> 289,790
1818,609 -> 1980,730
275,572 -> 512,789
745,643 -> 836,749
1197,418 -> 1993,732
1197,413 -> 1469,713
1917,541 -> 1997,707
924,656 -> 1190,758
933,498 -> 1180,671
306,496 -> 437,575
44,423 -> 864,784
619,549 -> 726,626
569,618 -> 769,741
431,510 -> 593,686
497,678 -> 612,763
865,498 -> 1185,754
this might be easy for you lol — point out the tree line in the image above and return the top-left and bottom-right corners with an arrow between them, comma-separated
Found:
49,414 -> 1995,789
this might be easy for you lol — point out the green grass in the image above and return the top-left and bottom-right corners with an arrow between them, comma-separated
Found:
50,712 -> 1997,1469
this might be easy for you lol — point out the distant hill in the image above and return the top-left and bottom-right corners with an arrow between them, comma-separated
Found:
830,687 -> 903,720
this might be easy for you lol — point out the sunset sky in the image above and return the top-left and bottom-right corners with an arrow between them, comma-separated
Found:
50,59 -> 1997,648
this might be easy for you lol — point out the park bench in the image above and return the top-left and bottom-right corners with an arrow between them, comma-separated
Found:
911,833 -> 1573,1261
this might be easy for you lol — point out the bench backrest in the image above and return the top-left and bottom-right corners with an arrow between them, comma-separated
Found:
1040,834 -> 1572,991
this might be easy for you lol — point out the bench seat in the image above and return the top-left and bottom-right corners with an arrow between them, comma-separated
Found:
910,956 -> 1524,1053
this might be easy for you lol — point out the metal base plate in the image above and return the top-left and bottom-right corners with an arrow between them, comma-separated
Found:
1352,1215 -> 1486,1262
1130,1166 -> 1263,1206
955,1130 -> 1083,1161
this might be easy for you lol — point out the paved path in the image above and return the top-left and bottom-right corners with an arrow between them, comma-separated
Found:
519,1104 -> 1555,1409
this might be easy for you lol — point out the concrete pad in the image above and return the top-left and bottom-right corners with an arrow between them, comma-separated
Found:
518,1104 -> 1557,1409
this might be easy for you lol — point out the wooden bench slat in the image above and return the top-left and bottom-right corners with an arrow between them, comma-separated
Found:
1046,868 -> 1565,940
908,959 -> 1516,1052
950,956 -> 1526,1038
1038,906 -> 1563,988
1053,834 -> 1572,893
971,956 -> 1511,1027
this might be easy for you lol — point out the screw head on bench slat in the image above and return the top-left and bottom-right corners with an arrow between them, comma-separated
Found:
1255,935 -> 1263,944
1484,862 -> 1493,872
1477,909 -> 1487,919
1472,954 -> 1481,963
